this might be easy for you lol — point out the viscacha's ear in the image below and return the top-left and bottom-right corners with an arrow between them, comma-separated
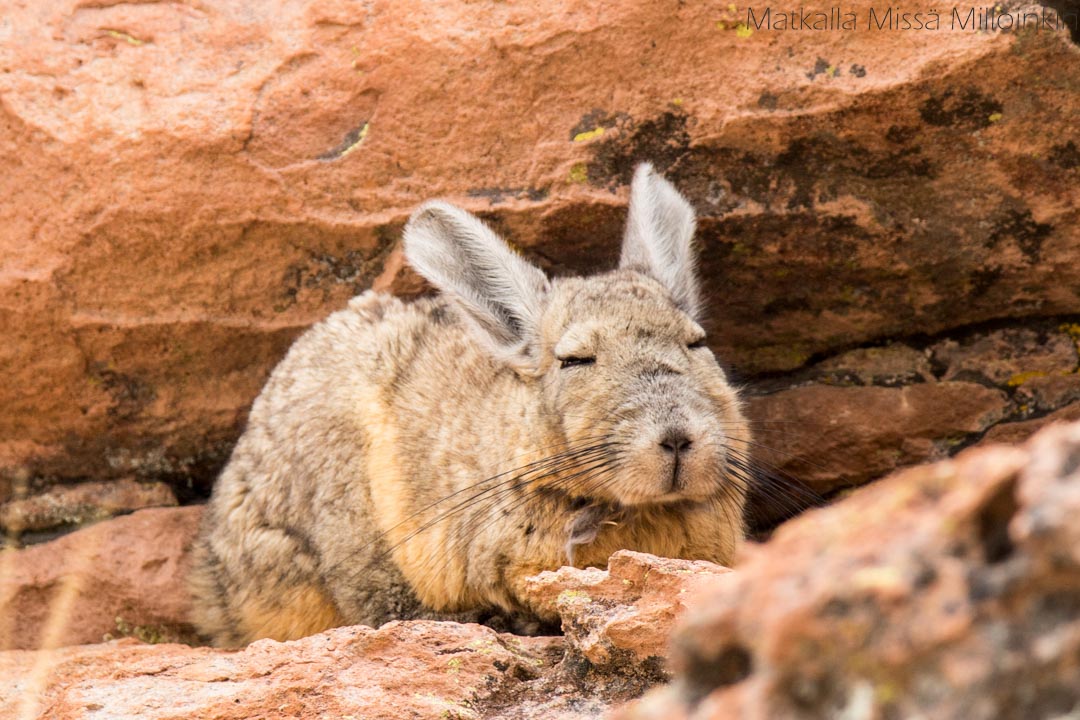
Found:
403,201 -> 549,371
618,163 -> 701,319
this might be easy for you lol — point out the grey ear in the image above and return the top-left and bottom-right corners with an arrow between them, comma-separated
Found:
619,163 -> 701,319
403,201 -> 549,369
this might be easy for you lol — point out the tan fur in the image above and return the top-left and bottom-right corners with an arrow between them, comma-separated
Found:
237,585 -> 347,643
190,164 -> 752,646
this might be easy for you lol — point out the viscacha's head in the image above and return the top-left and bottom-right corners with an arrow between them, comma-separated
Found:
404,163 -> 750,510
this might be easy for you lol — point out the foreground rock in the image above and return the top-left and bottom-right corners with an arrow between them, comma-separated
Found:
525,551 -> 731,678
618,420 -> 1080,720
0,623 -> 563,720
0,517 -> 723,717
0,507 -> 201,650
2,0 -> 1078,514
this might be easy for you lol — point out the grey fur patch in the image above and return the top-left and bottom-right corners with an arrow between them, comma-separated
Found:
564,503 -> 621,566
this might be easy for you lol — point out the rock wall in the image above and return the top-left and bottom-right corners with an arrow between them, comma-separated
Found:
2,0 -> 1079,529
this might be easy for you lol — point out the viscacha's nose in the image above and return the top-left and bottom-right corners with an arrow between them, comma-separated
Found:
659,431 -> 693,456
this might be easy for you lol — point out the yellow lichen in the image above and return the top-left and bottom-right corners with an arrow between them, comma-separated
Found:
105,616 -> 171,644
988,112 -> 1003,123
466,638 -> 497,655
875,682 -> 900,704
557,589 -> 592,604
568,163 -> 588,183
735,23 -> 753,38
105,29 -> 145,46
1006,371 -> 1048,386
1059,323 -> 1080,340
338,123 -> 369,158
573,127 -> 604,143
788,351 -> 811,367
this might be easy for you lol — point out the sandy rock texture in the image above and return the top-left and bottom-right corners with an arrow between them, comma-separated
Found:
0,540 -> 722,718
1,0 -> 1078,525
0,507 -> 201,651
0,623 -> 564,720
619,419 -> 1080,720
524,551 -> 731,676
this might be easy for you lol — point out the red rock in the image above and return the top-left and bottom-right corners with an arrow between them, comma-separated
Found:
743,321 -> 1080,517
931,327 -> 1078,385
981,401 -> 1080,446
523,550 -> 731,672
0,478 -> 177,535
1016,373 -> 1080,414
616,420 -> 1080,719
0,623 -> 562,720
810,343 -> 934,387
0,539 -> 732,718
0,514 -> 733,716
0,506 -> 201,650
745,380 -> 1008,495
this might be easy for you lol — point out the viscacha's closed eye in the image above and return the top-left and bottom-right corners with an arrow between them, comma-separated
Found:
687,336 -> 708,349
558,356 -> 596,368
